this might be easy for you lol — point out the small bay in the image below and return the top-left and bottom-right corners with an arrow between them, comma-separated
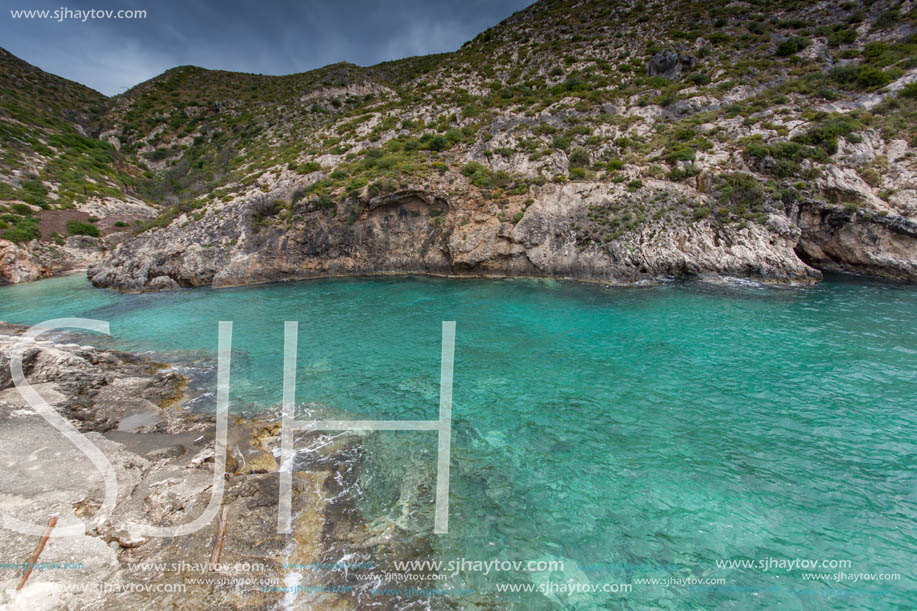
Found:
1,274 -> 914,609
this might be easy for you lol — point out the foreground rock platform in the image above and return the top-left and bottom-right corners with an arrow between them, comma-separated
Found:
0,323 -> 464,610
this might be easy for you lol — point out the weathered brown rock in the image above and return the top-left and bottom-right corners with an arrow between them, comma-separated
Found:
795,201 -> 917,280
0,239 -> 47,284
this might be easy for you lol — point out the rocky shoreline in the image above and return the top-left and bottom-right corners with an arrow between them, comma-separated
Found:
0,237 -> 106,286
0,323 -> 456,610
83,181 -> 917,293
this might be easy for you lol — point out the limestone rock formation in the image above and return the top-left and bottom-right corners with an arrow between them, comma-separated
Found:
795,202 -> 917,280
0,239 -> 46,284
647,50 -> 695,80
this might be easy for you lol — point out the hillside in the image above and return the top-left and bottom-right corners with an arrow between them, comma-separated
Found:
4,0 -> 917,288
0,48 -> 156,281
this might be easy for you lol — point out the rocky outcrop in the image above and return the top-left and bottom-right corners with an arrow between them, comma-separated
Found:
89,172 -> 917,291
0,239 -> 47,284
794,201 -> 917,280
647,50 -> 694,80
0,237 -> 111,285
88,181 -> 832,291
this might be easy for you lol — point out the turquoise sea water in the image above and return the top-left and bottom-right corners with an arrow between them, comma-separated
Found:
0,274 -> 915,609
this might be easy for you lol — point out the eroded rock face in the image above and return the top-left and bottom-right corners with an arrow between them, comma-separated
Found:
88,181 -> 834,291
0,239 -> 46,284
0,194 -> 154,286
794,202 -> 917,280
0,236 -> 111,285
647,50 -> 695,80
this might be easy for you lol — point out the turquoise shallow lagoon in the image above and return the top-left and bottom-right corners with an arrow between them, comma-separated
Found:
0,274 -> 915,609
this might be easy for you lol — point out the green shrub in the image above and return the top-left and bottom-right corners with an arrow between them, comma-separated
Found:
669,164 -> 699,181
1,226 -> 38,244
656,90 -> 678,107
900,82 -> 917,99
21,195 -> 47,209
66,220 -> 100,237
568,147 -> 590,167
444,129 -> 466,144
144,148 -> 172,162
829,65 -> 893,91
828,29 -> 857,46
663,146 -> 696,163
792,115 -> 861,155
606,159 -> 624,171
627,179 -> 643,192
776,37 -> 810,57
461,162 -> 510,189
862,41 -> 895,65
875,9 -> 899,29
743,137 -> 827,177
716,173 -> 766,215
297,161 -> 321,174
858,67 -> 894,90
21,180 -> 47,197
1,216 -> 40,243
560,75 -> 588,92
408,133 -> 449,152
367,178 -> 396,197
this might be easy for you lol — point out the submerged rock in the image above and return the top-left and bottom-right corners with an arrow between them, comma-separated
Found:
0,323 -> 467,610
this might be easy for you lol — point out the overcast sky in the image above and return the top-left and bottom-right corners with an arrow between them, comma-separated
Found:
2,0 -> 533,96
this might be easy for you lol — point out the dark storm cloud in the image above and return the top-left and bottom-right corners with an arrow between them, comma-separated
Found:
2,0 -> 533,96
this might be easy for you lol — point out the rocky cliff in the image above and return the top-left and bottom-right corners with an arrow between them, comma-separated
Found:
89,179 -> 830,289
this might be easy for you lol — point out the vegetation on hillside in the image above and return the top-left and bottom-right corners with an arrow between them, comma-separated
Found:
1,0 -> 915,245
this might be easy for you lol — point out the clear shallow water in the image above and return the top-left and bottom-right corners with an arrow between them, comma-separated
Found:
0,274 -> 915,609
